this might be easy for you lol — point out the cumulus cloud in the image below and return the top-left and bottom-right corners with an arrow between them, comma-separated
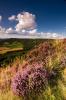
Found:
8,15 -> 16,21
0,16 -> 2,21
0,31 -> 64,39
29,29 -> 37,35
0,26 -> 5,34
8,12 -> 36,32
15,12 -> 36,32
0,27 -> 64,39
0,11 -> 65,39
6,27 -> 16,34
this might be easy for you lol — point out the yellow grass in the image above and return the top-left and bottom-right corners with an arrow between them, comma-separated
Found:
0,47 -> 23,54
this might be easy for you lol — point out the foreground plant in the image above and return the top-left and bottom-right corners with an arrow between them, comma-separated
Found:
11,41 -> 66,100
11,64 -> 48,99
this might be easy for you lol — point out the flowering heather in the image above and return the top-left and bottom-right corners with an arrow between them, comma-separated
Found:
25,42 -> 56,66
11,70 -> 29,96
11,63 -> 48,97
29,68 -> 47,94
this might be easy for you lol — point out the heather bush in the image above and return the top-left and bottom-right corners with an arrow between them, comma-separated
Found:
11,57 -> 66,99
11,41 -> 66,100
11,69 -> 29,97
25,42 -> 56,66
29,67 -> 47,94
11,64 -> 48,99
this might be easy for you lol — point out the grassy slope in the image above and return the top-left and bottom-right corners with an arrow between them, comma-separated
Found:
0,39 -> 66,100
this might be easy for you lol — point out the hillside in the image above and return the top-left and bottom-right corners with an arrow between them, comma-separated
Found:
0,39 -> 66,100
0,39 -> 52,67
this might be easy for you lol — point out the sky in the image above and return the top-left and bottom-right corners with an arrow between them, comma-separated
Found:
0,0 -> 66,38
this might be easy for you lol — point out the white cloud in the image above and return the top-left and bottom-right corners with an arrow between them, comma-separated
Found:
0,11 -> 65,39
8,12 -> 36,32
0,26 -> 5,34
0,26 -> 64,39
22,30 -> 26,33
38,32 -> 64,39
6,27 -> 16,34
0,31 -> 64,39
0,16 -> 2,21
8,15 -> 16,21
15,12 -> 36,32
8,12 -> 36,36
29,29 -> 37,35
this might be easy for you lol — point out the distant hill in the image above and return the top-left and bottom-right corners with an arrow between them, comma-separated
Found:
0,38 -> 48,66
0,38 -> 50,51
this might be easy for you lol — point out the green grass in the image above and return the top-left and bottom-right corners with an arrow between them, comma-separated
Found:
4,41 -> 23,49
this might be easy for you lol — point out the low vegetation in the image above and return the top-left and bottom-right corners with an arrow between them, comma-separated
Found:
0,39 -> 66,100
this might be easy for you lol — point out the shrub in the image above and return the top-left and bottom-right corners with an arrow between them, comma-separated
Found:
29,68 -> 47,94
25,42 -> 56,66
11,64 -> 48,98
48,56 -> 66,87
11,69 -> 29,97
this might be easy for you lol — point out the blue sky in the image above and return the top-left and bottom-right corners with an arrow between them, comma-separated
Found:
0,0 -> 66,38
